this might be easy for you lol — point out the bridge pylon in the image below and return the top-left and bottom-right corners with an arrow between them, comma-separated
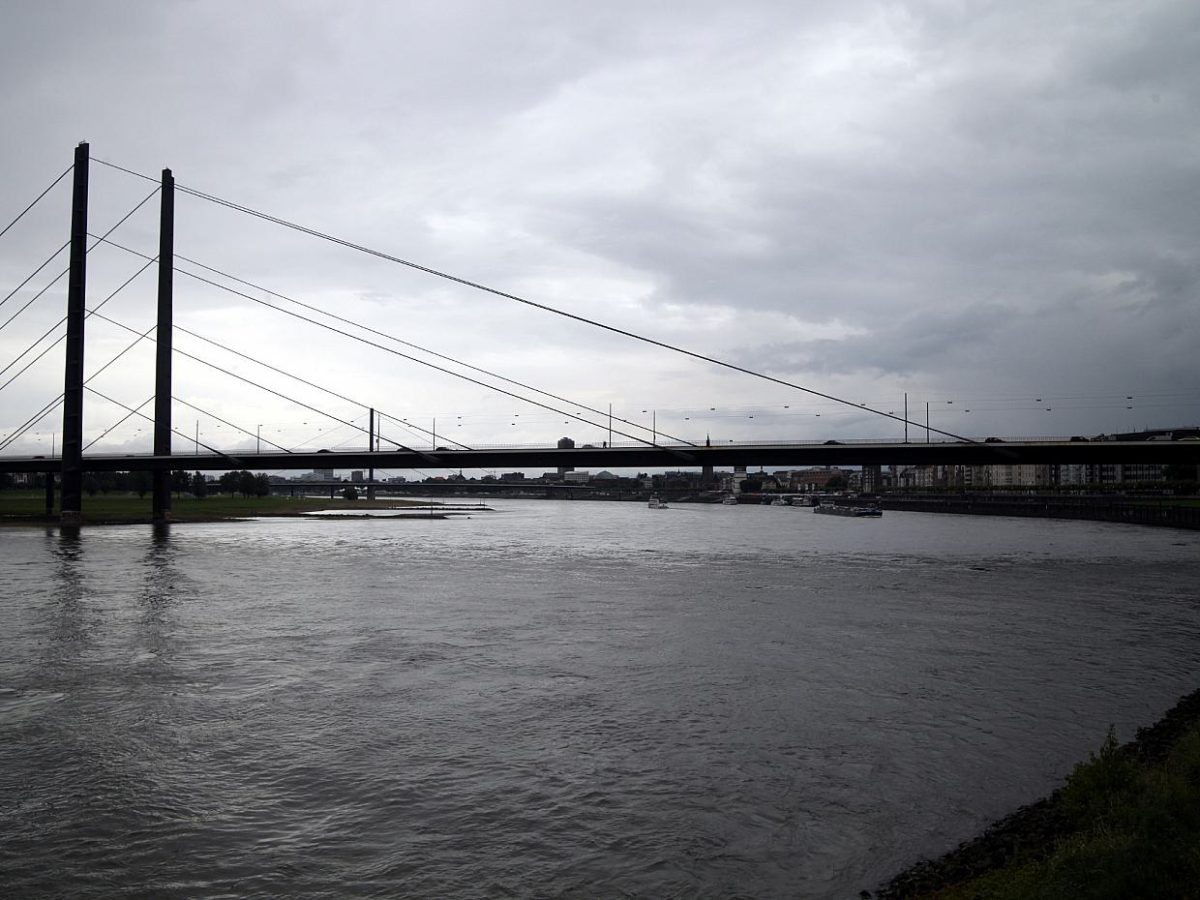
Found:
151,169 -> 175,523
59,142 -> 89,527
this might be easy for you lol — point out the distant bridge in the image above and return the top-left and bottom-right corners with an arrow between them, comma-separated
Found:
2,438 -> 1196,475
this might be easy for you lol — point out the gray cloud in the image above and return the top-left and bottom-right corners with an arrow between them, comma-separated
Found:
1,1 -> 1197,457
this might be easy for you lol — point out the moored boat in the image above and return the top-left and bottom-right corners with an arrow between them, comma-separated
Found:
813,503 -> 882,517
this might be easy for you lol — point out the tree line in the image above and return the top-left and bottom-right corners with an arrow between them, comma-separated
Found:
0,470 -> 274,498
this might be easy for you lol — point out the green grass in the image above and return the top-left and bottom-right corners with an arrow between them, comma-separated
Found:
923,726 -> 1200,900
0,491 -> 434,524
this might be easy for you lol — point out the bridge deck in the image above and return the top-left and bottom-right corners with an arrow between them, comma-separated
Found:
2,440 -> 1196,473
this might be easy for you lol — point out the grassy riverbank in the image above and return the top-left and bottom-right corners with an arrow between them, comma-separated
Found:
0,491 -> 437,525
874,689 -> 1200,899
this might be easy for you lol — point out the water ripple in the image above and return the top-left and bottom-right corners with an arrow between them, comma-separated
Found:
1,504 -> 1198,897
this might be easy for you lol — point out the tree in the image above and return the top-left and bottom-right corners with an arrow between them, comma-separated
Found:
342,485 -> 359,501
218,471 -> 239,495
172,469 -> 190,497
254,474 -> 271,497
191,472 -> 208,499
133,470 -> 151,498
237,470 -> 256,498
84,475 -> 100,497
1165,463 -> 1199,482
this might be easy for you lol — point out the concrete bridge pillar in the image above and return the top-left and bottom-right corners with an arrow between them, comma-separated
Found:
59,143 -> 89,528
151,169 -> 175,524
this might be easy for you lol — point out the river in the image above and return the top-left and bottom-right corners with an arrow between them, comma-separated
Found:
1,501 -> 1198,898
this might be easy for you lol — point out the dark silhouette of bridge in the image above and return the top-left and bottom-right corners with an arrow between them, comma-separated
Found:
2,437 -> 1194,477
2,144 -> 1197,525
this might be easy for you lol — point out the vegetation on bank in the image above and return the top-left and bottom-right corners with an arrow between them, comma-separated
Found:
876,690 -> 1200,899
0,490 -> 433,524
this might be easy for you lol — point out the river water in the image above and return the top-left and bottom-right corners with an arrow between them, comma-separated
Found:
1,501 -> 1198,898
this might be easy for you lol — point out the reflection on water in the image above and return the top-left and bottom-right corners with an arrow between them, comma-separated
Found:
42,528 -> 90,672
1,503 -> 1198,898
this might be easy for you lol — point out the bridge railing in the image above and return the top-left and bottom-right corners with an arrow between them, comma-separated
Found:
228,435 -> 1121,452
295,436 -> 1101,452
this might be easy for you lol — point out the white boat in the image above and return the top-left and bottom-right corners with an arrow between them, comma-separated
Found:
648,496 -> 669,509
721,496 -> 739,505
771,498 -> 789,506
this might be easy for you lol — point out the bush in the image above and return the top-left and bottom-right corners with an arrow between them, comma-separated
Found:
931,723 -> 1200,899
1058,727 -> 1142,828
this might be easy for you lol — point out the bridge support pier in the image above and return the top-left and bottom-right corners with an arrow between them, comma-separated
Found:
151,169 -> 175,524
59,143 -> 90,528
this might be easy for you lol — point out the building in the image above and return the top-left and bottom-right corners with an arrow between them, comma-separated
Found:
986,464 -> 1051,488
556,436 -> 575,475
860,465 -> 882,492
789,467 -> 848,491
729,465 -> 748,494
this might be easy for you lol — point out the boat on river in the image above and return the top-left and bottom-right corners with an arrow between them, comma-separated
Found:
648,496 -> 669,509
721,496 -> 740,505
813,503 -> 882,517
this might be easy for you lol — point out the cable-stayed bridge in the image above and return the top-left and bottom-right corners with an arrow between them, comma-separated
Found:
1,144 -> 1196,524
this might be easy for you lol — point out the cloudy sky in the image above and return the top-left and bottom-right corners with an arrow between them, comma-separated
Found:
1,0 -> 1197,470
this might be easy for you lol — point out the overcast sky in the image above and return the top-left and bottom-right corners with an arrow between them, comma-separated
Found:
1,1 -> 1197,471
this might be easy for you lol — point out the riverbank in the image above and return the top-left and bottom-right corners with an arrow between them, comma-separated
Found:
869,687 -> 1200,898
879,494 -> 1200,530
0,492 -> 445,525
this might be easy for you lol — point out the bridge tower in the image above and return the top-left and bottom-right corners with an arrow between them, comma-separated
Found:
151,169 -> 175,524
59,142 -> 90,527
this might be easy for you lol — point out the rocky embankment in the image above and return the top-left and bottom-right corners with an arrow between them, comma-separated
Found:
868,688 -> 1200,898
